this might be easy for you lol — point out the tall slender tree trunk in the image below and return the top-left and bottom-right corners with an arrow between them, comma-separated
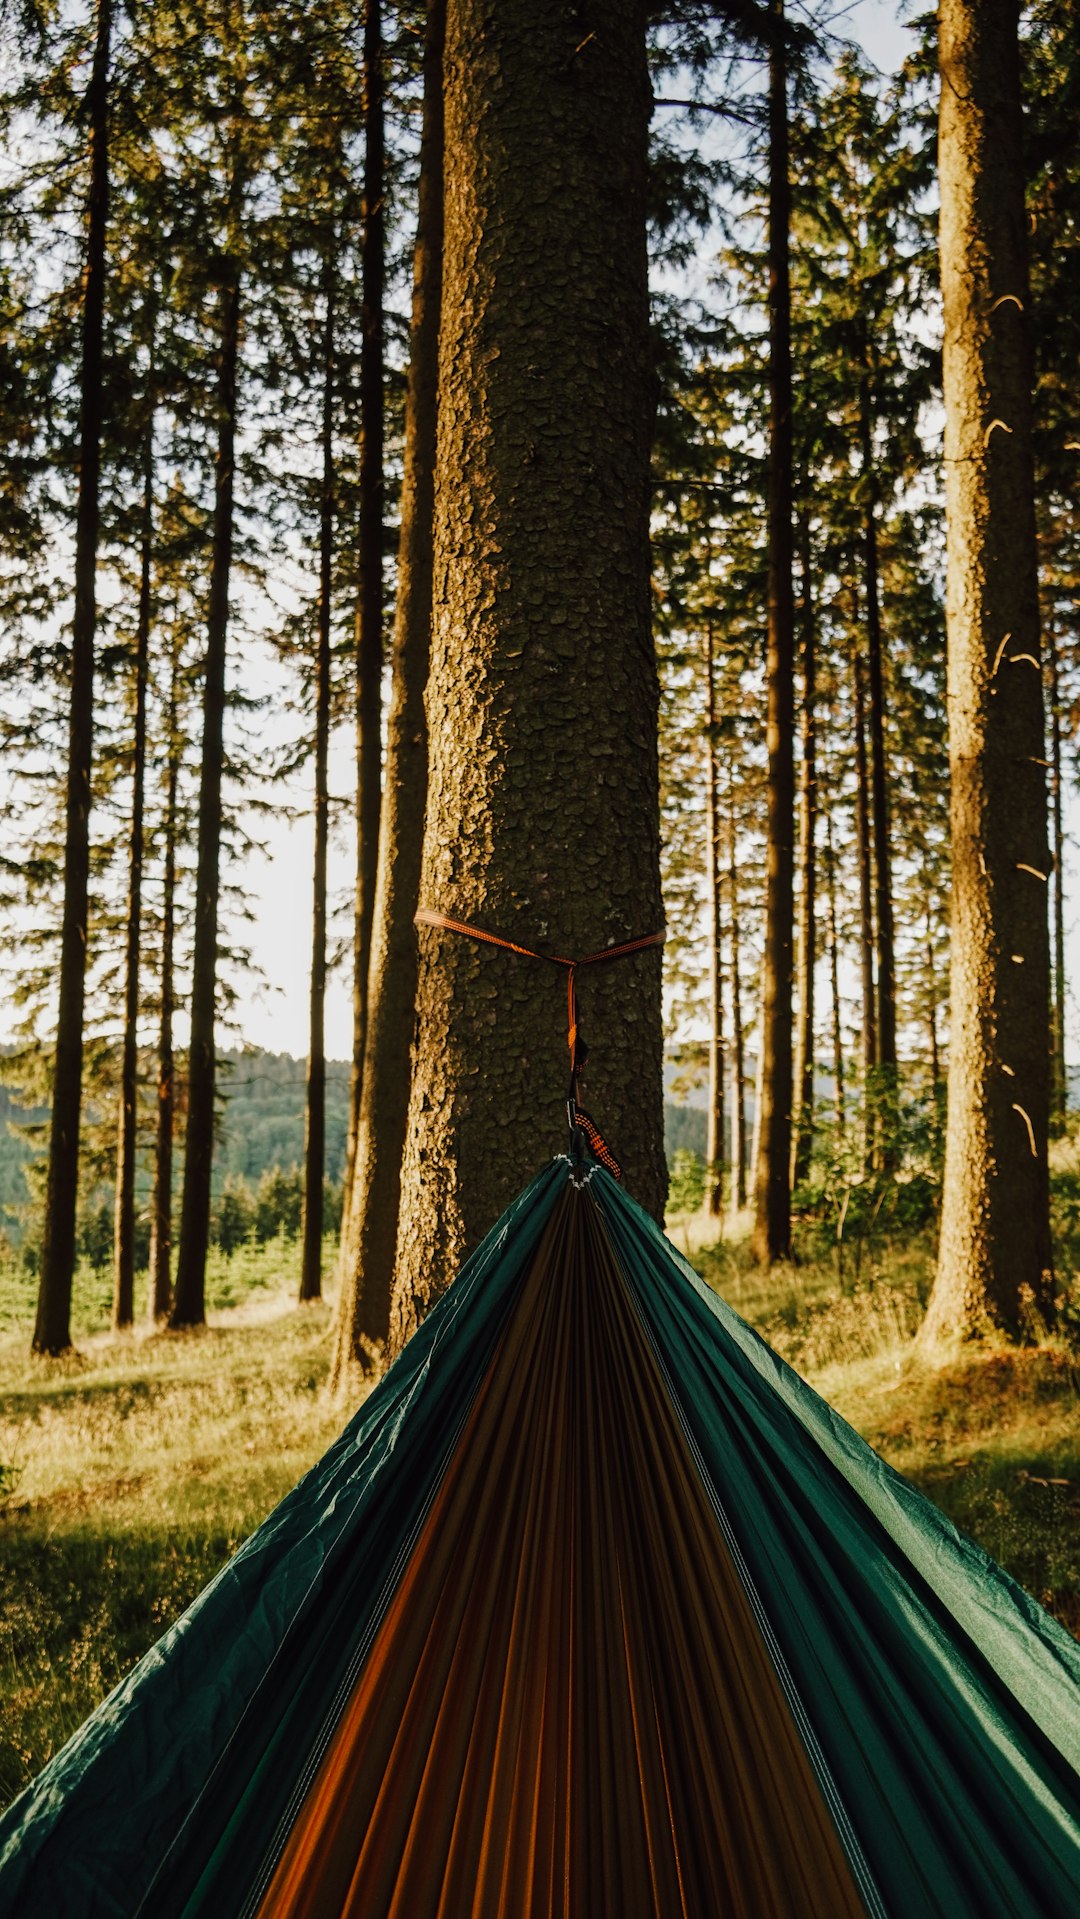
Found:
853,644 -> 876,1166
752,0 -> 796,1265
922,0 -> 1053,1344
331,0 -> 444,1391
1047,621 -> 1067,1126
389,0 -> 663,1351
340,0 -> 386,1238
925,901 -> 941,1092
149,641 -> 179,1323
299,259 -> 336,1305
112,349 -> 154,1330
728,765 -> 748,1211
859,357 -> 897,1082
825,803 -> 845,1142
34,0 -> 113,1356
791,512 -> 817,1187
704,621 -> 725,1220
172,258 -> 240,1329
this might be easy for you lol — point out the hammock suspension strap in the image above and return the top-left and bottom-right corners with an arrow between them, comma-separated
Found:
414,908 -> 665,1180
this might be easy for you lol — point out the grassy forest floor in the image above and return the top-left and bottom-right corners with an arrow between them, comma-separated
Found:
2,1197 -> 1080,1814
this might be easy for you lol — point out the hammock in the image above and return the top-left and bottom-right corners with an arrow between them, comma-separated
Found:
1,1157 -> 1079,1916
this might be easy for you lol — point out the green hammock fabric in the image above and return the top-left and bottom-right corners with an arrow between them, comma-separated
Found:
0,1158 -> 1078,1916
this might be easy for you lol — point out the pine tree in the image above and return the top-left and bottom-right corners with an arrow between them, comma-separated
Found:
922,0 -> 1053,1343
389,0 -> 663,1350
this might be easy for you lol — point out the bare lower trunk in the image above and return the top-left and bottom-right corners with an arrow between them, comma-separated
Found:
860,367 -> 897,1078
728,767 -> 747,1211
923,0 -> 1053,1344
35,0 -> 112,1355
341,0 -> 387,1237
148,648 -> 178,1322
331,0 -> 443,1392
112,370 -> 153,1330
1047,622 -> 1066,1126
853,645 -> 876,1168
172,259 -> 240,1329
299,261 -> 336,1305
791,513 -> 816,1188
704,622 -> 725,1219
389,0 -> 663,1350
751,0 -> 795,1266
825,804 -> 845,1141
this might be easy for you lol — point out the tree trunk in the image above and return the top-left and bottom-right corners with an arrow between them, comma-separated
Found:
34,0 -> 113,1356
791,511 -> 816,1188
148,640 -> 179,1323
922,0 -> 1053,1344
299,259 -> 336,1306
340,0 -> 386,1237
389,0 -> 663,1351
704,621 -> 725,1220
330,0 -> 444,1392
752,0 -> 795,1266
112,348 -> 154,1330
172,259 -> 240,1329
728,763 -> 748,1211
1047,621 -> 1067,1126
853,644 -> 876,1166
925,901 -> 941,1092
825,802 -> 845,1142
860,357 -> 897,1079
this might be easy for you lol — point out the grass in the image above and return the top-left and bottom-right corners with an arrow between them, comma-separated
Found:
1,1204 -> 1079,1815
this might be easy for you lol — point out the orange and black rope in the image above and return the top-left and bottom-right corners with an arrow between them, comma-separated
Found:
413,908 -> 665,1180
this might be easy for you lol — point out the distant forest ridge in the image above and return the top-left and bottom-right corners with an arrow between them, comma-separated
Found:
0,1050 -> 706,1237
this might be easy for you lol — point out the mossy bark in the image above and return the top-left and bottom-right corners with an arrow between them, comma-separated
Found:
389,0 -> 664,1351
922,0 -> 1053,1344
330,0 -> 443,1391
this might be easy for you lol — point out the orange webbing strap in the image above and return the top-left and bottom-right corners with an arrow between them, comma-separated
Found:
413,908 -> 665,1180
414,909 -> 665,1071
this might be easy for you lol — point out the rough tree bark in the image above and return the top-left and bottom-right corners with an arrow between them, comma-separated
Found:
704,621 -> 725,1220
34,0 -> 113,1356
148,640 -> 179,1322
922,0 -> 1053,1344
859,354 -> 897,1083
791,512 -> 816,1188
1046,622 -> 1067,1126
330,0 -> 443,1391
112,346 -> 154,1330
752,0 -> 796,1266
299,257 -> 336,1305
825,803 -> 845,1141
340,0 -> 386,1238
389,0 -> 664,1352
172,254 -> 240,1328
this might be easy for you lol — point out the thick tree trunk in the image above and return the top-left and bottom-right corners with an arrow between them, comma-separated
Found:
299,262 -> 336,1305
825,803 -> 845,1141
330,0 -> 443,1392
34,0 -> 112,1356
728,766 -> 748,1211
704,622 -> 725,1220
172,262 -> 240,1329
853,644 -> 876,1165
752,0 -> 796,1266
923,0 -> 1053,1344
112,365 -> 154,1330
1047,622 -> 1067,1126
340,0 -> 386,1237
791,513 -> 816,1188
148,646 -> 179,1323
389,0 -> 663,1351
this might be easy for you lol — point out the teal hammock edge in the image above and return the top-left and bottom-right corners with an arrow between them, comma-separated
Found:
0,1160 -> 567,1919
595,1170 -> 1080,1916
